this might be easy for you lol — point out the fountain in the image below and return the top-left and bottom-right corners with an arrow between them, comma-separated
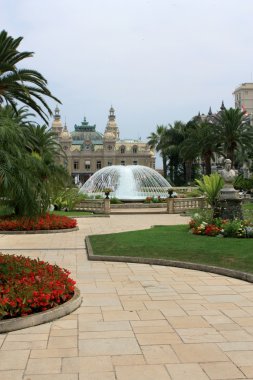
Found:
80,165 -> 172,201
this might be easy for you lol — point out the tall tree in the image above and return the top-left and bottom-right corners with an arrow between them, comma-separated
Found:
213,108 -> 253,166
147,125 -> 168,177
181,120 -> 222,175
0,107 -> 37,215
0,30 -> 60,124
0,106 -> 69,216
166,121 -> 186,184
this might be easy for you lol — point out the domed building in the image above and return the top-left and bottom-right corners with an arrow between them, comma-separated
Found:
51,106 -> 155,184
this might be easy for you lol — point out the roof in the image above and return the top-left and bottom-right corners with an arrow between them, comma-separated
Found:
71,117 -> 103,145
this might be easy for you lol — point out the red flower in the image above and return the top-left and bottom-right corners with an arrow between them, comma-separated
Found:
0,213 -> 77,231
0,254 -> 76,319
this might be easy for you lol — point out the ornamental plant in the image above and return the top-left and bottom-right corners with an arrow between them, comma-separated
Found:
0,254 -> 76,319
144,196 -> 163,203
52,187 -> 86,210
0,213 -> 77,231
189,214 -> 253,238
195,173 -> 224,217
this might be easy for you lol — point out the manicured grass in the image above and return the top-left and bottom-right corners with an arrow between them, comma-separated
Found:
89,225 -> 253,273
243,201 -> 253,211
52,210 -> 93,216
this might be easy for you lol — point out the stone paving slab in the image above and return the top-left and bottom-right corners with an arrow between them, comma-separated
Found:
1,214 -> 253,379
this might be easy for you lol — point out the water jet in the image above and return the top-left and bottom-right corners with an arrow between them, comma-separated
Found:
80,165 -> 171,201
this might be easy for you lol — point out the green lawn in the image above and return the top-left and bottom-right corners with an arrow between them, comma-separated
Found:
52,210 -> 93,216
243,201 -> 253,211
89,225 -> 253,273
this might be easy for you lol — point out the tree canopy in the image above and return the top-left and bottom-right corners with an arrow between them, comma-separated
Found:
147,107 -> 253,185
0,30 -> 61,124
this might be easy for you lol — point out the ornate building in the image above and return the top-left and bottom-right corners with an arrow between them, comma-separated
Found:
51,106 -> 155,183
233,82 -> 253,115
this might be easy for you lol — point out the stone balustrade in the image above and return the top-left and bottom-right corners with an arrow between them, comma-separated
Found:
167,197 -> 207,214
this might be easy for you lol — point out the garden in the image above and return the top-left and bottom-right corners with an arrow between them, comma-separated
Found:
0,30 -> 80,322
88,172 -> 253,274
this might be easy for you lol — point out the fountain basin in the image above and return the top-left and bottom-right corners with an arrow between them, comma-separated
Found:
80,165 -> 171,201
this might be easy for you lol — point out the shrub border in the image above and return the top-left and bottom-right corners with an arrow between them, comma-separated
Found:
0,287 -> 82,333
85,236 -> 253,284
0,227 -> 79,234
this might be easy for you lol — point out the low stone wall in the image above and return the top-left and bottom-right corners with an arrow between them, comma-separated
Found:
167,197 -> 207,214
75,197 -> 207,214
75,199 -> 110,214
173,186 -> 198,193
111,203 -> 167,209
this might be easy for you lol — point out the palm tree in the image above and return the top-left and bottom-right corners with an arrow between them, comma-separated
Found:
213,108 -> 253,166
147,125 -> 169,177
181,120 -> 222,175
0,107 -> 38,215
0,30 -> 60,124
0,106 -> 70,216
166,121 -> 186,184
25,124 -> 64,159
23,124 -> 70,214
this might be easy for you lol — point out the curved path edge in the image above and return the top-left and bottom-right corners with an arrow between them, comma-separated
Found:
0,226 -> 79,234
85,236 -> 253,284
0,287 -> 82,333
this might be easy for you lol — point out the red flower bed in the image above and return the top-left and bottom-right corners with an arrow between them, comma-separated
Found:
0,213 -> 77,231
205,224 -> 221,237
0,253 -> 76,319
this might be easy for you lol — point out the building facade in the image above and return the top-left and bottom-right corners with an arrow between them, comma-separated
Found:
51,106 -> 155,183
233,82 -> 253,115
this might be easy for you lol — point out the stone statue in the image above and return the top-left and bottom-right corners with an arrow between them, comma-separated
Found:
220,159 -> 237,189
218,159 -> 242,220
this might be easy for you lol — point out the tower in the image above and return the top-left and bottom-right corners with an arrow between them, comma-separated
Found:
51,105 -> 63,135
104,106 -> 120,139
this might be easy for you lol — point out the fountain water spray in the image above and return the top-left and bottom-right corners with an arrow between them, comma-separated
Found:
80,165 -> 171,200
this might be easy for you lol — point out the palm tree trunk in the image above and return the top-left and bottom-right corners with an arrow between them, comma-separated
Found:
227,149 -> 235,167
185,160 -> 192,184
204,154 -> 212,175
169,160 -> 174,183
162,154 -> 167,178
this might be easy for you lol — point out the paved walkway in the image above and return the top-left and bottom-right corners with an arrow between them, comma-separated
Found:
1,214 -> 253,380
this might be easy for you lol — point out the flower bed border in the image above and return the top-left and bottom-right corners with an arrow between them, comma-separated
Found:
85,236 -> 253,285
0,287 -> 82,333
0,227 -> 79,234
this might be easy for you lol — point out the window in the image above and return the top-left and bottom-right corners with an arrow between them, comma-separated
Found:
85,144 -> 90,150
133,146 -> 138,154
107,145 -> 113,151
64,145 -> 68,151
85,160 -> 90,170
120,146 -> 125,154
73,161 -> 79,170
121,161 -> 125,166
97,161 -> 102,169
108,161 -> 112,166
133,160 -> 138,165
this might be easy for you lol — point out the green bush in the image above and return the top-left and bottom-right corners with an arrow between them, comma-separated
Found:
186,189 -> 202,198
52,187 -> 86,210
222,220 -> 245,238
234,174 -> 253,191
110,197 -> 122,204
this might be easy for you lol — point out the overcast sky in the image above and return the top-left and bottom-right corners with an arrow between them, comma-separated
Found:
2,0 -> 253,166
